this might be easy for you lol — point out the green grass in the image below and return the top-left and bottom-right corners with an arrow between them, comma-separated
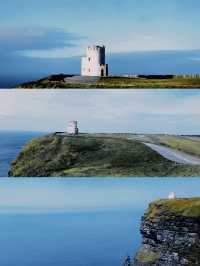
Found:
17,76 -> 200,89
144,135 -> 200,158
97,76 -> 200,88
136,250 -> 161,263
145,198 -> 200,220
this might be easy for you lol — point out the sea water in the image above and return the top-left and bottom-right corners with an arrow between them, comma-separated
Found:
0,131 -> 44,177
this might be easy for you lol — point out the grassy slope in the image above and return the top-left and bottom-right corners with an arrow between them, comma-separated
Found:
17,77 -> 200,89
8,134 -> 200,177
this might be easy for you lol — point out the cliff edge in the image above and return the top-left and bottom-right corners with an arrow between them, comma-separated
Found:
133,198 -> 200,266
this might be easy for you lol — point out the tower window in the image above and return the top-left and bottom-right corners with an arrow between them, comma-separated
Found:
88,57 -> 91,62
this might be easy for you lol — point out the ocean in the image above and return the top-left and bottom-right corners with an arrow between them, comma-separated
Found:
0,74 -> 45,88
0,131 -> 44,177
0,131 -> 200,266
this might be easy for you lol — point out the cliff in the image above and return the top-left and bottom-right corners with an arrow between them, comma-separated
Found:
133,198 -> 200,266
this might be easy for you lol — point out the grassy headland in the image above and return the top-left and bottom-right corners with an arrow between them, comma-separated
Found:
8,133 -> 200,177
144,198 -> 200,220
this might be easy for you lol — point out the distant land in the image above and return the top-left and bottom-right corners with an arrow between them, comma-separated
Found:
8,133 -> 200,177
16,74 -> 200,89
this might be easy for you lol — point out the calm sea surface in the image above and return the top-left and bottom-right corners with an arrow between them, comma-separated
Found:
0,131 -> 200,266
0,131 -> 44,177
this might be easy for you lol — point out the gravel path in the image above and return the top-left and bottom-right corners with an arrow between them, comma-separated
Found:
144,142 -> 200,165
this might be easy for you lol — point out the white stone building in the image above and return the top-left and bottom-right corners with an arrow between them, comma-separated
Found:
67,121 -> 79,135
168,192 -> 176,200
81,45 -> 108,77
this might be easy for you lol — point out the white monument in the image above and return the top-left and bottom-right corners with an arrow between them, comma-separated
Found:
67,121 -> 79,135
81,45 -> 108,77
168,192 -> 176,200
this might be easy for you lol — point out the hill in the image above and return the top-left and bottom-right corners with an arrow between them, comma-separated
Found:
8,133 -> 200,177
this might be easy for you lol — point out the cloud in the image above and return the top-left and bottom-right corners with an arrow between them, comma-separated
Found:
0,26 -> 84,57
108,50 -> 200,75
0,90 -> 200,134
0,25 -> 84,86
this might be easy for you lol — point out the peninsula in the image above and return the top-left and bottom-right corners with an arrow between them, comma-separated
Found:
8,133 -> 200,177
132,197 -> 200,265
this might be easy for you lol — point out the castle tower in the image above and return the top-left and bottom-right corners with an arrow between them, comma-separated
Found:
67,121 -> 79,135
168,192 -> 176,200
81,45 -> 108,77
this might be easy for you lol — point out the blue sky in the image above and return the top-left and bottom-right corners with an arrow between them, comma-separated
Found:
1,0 -> 200,86
0,89 -> 200,134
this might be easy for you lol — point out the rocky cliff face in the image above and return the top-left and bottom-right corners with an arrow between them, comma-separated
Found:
133,198 -> 200,266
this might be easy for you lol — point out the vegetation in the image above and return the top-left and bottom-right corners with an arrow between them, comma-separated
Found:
141,135 -> 200,158
8,133 -> 200,177
16,76 -> 200,89
135,250 -> 161,264
144,198 -> 200,220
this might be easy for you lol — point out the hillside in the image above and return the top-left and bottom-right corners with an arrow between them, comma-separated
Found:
8,134 -> 200,177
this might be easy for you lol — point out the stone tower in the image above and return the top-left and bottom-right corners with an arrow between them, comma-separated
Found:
168,192 -> 176,200
67,121 -> 79,135
81,45 -> 108,77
